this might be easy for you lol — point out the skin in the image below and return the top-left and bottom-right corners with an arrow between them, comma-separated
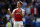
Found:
8,1 -> 24,18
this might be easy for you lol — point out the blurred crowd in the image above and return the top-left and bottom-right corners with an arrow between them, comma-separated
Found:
0,0 -> 40,27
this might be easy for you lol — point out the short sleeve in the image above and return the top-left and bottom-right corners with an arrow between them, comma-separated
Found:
22,9 -> 25,15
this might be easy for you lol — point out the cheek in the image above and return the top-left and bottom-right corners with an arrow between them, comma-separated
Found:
17,3 -> 21,7
17,4 -> 19,6
18,4 -> 20,6
19,4 -> 21,6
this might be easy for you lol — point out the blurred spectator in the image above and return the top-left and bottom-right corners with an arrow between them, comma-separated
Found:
8,0 -> 12,4
35,0 -> 39,9
24,14 -> 33,27
30,14 -> 35,27
15,0 -> 17,3
37,0 -> 40,2
0,18 -> 5,27
6,17 -> 12,27
4,17 -> 7,24
3,0 -> 9,10
32,0 -> 34,3
31,5 -> 39,16
5,11 -> 10,20
0,1 -> 5,8
26,3 -> 31,15
2,8 -> 6,14
22,0 -> 27,9
31,5 -> 39,21
30,2 -> 33,9
6,21 -> 11,27
30,14 -> 35,20
12,18 -> 14,27
35,1 -> 39,6
11,0 -> 17,9
0,16 -> 7,27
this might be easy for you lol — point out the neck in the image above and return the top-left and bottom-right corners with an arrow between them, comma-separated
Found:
18,7 -> 21,9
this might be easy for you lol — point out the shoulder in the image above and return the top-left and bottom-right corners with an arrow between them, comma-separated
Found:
21,8 -> 25,13
21,8 -> 25,11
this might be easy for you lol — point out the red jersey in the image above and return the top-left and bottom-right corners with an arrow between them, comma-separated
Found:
12,8 -> 25,21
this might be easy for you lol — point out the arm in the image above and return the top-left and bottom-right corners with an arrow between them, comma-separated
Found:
9,11 -> 14,18
20,12 -> 24,18
8,8 -> 14,18
20,10 -> 25,18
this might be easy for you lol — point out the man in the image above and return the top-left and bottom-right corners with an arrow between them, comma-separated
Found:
24,14 -> 34,27
8,1 -> 25,27
6,17 -> 12,27
26,4 -> 31,15
24,14 -> 31,27
31,5 -> 39,21
6,11 -> 10,21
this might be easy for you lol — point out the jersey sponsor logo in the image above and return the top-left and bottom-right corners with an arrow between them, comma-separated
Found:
16,13 -> 20,14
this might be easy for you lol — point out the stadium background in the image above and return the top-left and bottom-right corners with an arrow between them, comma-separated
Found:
0,0 -> 40,27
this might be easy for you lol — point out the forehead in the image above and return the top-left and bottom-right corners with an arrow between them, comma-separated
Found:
17,2 -> 20,4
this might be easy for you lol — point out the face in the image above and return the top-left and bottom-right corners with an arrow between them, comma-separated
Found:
17,2 -> 21,7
